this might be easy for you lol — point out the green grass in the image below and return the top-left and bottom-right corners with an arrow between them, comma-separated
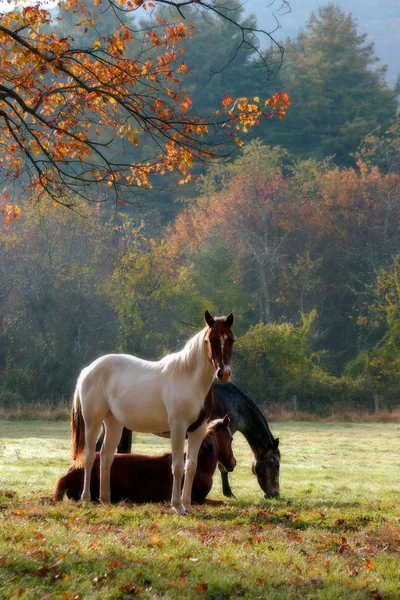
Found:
1,421 -> 399,599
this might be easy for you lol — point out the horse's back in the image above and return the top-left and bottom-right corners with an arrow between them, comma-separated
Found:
212,383 -> 245,432
59,452 -> 174,503
78,354 -> 170,432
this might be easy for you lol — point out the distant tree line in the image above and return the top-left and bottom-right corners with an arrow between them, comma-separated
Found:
0,4 -> 399,413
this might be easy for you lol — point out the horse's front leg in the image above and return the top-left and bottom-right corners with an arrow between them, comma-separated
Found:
219,464 -> 236,498
170,422 -> 187,515
99,415 -> 123,504
182,421 -> 208,513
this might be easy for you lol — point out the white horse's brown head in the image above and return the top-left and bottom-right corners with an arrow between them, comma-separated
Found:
204,310 -> 235,383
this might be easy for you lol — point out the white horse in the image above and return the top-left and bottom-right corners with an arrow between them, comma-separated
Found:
71,310 -> 234,515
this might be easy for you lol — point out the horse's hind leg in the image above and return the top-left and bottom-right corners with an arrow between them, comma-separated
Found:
99,413 -> 123,504
182,421 -> 207,513
81,421 -> 102,502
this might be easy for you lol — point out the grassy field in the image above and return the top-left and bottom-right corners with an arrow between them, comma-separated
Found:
0,421 -> 399,600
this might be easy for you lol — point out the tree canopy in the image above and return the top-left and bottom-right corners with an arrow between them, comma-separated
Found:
260,4 -> 398,165
0,0 -> 289,212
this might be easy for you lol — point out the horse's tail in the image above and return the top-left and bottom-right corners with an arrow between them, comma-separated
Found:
71,386 -> 85,468
53,475 -> 68,502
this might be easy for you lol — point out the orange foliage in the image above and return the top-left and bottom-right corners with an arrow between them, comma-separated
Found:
165,159 -> 400,278
0,1 -> 290,214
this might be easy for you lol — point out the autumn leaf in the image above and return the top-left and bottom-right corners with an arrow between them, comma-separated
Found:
168,576 -> 185,588
369,590 -> 383,600
193,582 -> 208,592
364,559 -> 375,570
108,559 -> 123,570
151,535 -> 164,547
121,584 -> 144,595
222,95 -> 233,108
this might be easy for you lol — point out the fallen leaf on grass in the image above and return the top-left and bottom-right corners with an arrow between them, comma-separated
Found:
358,546 -> 373,555
151,535 -> 164,548
119,583 -> 144,597
168,576 -> 185,588
108,559 -> 123,570
36,565 -> 62,579
369,590 -> 383,600
193,583 -> 208,592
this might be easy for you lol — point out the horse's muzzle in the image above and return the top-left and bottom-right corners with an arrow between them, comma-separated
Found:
217,366 -> 231,383
264,490 -> 280,499
226,458 -> 236,472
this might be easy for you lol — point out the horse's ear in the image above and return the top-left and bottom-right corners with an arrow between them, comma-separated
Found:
225,313 -> 234,328
222,414 -> 231,427
204,310 -> 215,328
272,437 -> 279,450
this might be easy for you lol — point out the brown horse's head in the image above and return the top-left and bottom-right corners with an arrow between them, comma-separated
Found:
215,414 -> 236,472
252,438 -> 280,498
204,310 -> 235,383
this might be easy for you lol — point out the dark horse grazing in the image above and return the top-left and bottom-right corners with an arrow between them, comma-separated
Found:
212,383 -> 280,499
99,383 -> 280,499
55,416 -> 236,504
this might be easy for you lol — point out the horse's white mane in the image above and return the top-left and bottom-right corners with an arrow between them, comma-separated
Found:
160,327 -> 208,375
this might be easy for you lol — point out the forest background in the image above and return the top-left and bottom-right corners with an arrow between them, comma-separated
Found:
1,1 -> 399,416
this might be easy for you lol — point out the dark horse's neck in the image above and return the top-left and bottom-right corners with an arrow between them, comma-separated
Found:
213,383 -> 275,459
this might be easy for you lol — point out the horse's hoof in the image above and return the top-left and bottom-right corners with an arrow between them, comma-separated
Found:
223,491 -> 236,498
172,504 -> 189,515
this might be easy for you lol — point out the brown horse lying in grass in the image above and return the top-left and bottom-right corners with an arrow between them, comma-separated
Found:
54,416 -> 236,504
